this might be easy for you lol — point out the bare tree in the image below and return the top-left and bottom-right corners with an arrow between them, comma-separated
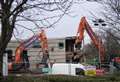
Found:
93,0 -> 120,42
89,0 -> 120,63
104,29 -> 120,62
0,0 -> 74,76
83,42 -> 98,59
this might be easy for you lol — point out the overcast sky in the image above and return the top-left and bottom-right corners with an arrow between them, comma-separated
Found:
11,1 -> 104,44
45,1 -> 103,43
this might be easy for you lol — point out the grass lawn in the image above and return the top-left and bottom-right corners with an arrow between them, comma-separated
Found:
0,74 -> 120,82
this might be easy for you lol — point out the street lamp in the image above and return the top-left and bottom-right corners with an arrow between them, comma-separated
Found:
93,19 -> 107,27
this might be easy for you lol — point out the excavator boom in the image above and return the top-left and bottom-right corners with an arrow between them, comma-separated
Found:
75,17 -> 105,63
39,30 -> 49,63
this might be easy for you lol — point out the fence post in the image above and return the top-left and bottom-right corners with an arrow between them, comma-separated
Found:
3,52 -> 8,77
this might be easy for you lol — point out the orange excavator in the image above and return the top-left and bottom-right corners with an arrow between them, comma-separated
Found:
8,30 -> 49,71
75,16 -> 105,65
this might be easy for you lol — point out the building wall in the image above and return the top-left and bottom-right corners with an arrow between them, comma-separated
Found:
7,38 -> 66,69
48,38 -> 66,63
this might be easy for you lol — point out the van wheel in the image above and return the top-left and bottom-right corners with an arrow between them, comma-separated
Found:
76,68 -> 85,76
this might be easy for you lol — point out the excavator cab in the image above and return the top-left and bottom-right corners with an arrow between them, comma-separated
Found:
75,42 -> 82,50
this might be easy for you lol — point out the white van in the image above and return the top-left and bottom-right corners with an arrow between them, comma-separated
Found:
51,63 -> 96,76
51,63 -> 86,76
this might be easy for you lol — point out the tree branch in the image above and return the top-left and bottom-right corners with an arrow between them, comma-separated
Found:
16,23 -> 35,35
8,0 -> 14,7
9,0 -> 28,17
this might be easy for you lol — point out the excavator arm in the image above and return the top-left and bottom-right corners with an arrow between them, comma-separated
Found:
39,30 -> 49,63
15,30 -> 49,64
9,30 -> 49,71
75,17 -> 105,63
15,35 -> 38,64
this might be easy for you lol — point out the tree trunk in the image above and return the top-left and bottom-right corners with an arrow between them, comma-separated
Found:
0,1 -> 15,76
0,18 -> 13,76
0,54 -> 3,76
0,34 -> 13,76
0,46 -> 6,76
